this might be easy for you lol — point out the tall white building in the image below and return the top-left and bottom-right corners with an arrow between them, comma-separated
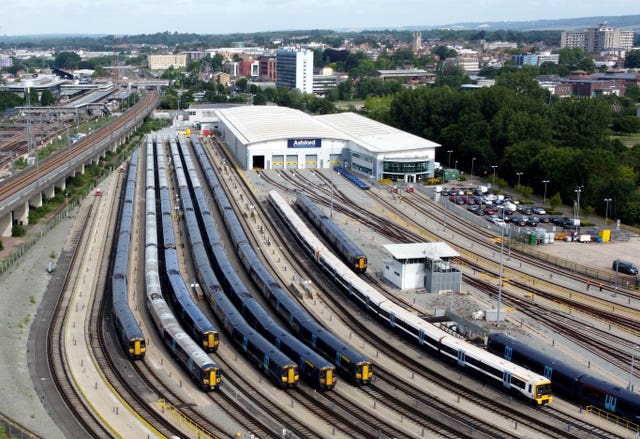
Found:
276,49 -> 314,94
561,23 -> 634,52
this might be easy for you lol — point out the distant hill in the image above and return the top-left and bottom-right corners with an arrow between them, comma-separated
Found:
423,14 -> 640,32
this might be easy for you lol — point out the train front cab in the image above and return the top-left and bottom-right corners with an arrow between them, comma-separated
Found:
534,380 -> 553,405
202,366 -> 222,391
203,331 -> 220,352
355,361 -> 373,385
130,338 -> 146,360
281,365 -> 299,388
354,256 -> 367,273
320,366 -> 337,390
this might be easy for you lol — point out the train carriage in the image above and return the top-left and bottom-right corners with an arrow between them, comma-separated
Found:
488,332 -> 640,420
269,189 -> 552,405
111,150 -> 146,360
176,135 -> 332,390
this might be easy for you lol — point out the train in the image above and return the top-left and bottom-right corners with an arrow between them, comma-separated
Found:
174,135 -> 300,388
191,134 -> 372,385
110,149 -> 146,360
269,189 -> 553,405
295,192 -> 367,273
143,137 -> 222,391
160,137 -> 219,353
488,332 -> 640,422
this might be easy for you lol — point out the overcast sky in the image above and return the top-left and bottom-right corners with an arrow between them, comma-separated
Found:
1,0 -> 638,36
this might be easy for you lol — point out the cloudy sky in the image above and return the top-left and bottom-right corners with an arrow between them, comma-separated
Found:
1,0 -> 638,36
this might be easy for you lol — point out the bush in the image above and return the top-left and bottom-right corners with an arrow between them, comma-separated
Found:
12,225 -> 26,237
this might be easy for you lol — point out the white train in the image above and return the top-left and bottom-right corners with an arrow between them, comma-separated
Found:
268,189 -> 552,405
143,139 -> 221,391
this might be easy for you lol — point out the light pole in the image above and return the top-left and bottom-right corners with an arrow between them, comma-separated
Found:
629,345 -> 639,391
542,180 -> 549,205
516,171 -> 522,192
496,222 -> 505,326
491,165 -> 497,188
447,150 -> 453,169
454,160 -> 458,170
575,185 -> 583,220
604,198 -> 612,227
471,157 -> 476,177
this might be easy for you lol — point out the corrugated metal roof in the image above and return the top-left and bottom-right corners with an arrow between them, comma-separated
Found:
383,242 -> 459,260
316,112 -> 440,154
215,106 -> 348,145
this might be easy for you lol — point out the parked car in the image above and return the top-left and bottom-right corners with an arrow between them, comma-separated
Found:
532,207 -> 546,215
612,260 -> 639,276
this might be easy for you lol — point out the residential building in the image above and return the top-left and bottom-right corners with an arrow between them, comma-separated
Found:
258,55 -> 277,81
561,23 -> 634,52
147,54 -> 187,70
276,49 -> 314,94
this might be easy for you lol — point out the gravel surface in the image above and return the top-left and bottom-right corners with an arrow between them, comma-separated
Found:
0,213 -> 73,439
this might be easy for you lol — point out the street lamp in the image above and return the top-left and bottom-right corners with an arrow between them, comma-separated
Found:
447,150 -> 453,169
491,165 -> 498,187
471,157 -> 476,177
542,180 -> 549,205
454,160 -> 458,170
516,171 -> 523,192
574,185 -> 583,220
629,345 -> 639,391
604,198 -> 612,227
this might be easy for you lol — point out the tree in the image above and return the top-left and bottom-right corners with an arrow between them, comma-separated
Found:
40,89 -> 56,106
54,51 -> 81,69
0,91 -> 23,111
625,50 -> 640,69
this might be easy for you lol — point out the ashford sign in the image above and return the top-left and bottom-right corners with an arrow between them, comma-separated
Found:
287,138 -> 322,148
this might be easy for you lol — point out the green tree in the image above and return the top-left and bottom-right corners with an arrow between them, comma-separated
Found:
0,90 -> 23,111
40,89 -> 56,106
54,51 -> 82,69
625,49 -> 640,68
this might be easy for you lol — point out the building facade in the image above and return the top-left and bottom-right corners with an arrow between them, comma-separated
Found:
561,24 -> 634,52
276,49 -> 314,94
147,54 -> 187,70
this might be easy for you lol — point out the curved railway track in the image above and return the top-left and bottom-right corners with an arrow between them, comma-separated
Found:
0,92 -> 158,204
242,166 -> 633,437
203,141 -> 621,438
265,168 -> 640,383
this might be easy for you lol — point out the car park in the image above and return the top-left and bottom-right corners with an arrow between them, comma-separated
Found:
612,260 -> 638,275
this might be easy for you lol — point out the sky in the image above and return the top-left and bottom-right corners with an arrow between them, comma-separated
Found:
1,0 -> 639,36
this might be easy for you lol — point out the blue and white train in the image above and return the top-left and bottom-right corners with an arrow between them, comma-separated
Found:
111,149 -> 146,360
269,189 -> 553,405
191,135 -> 372,385
144,138 -> 222,391
174,135 -> 300,388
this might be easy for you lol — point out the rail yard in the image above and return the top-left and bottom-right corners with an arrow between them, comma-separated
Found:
1,122 -> 639,438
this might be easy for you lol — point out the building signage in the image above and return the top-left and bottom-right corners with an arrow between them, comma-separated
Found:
288,138 -> 322,148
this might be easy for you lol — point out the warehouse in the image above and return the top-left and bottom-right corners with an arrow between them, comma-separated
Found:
213,106 -> 440,183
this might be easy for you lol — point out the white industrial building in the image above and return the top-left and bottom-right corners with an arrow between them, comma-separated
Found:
212,105 -> 440,183
382,242 -> 461,292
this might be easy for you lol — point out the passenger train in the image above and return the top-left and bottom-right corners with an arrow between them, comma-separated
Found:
488,332 -> 640,422
144,138 -> 222,391
295,192 -> 367,273
269,189 -> 553,405
111,150 -> 146,360
173,135 -> 300,388
161,137 -> 219,352
191,135 -> 372,385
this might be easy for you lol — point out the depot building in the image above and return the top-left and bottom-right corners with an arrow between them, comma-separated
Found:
209,106 -> 440,183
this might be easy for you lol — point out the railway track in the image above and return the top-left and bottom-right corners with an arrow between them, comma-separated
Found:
245,167 -> 632,437
0,91 -> 158,204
